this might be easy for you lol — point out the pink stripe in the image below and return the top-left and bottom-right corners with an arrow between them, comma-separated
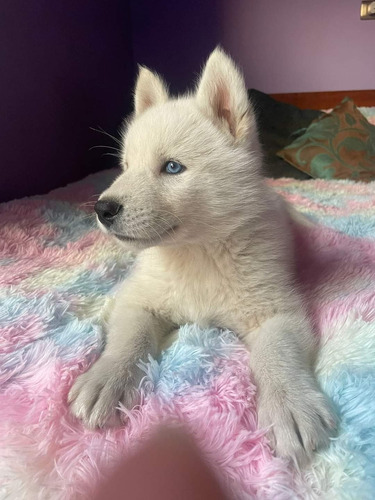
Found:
0,315 -> 46,354
279,192 -> 375,216
0,231 -> 110,286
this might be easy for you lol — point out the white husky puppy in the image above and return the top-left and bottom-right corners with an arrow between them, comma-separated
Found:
69,48 -> 335,465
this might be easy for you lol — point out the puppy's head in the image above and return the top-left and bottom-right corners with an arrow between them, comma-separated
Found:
96,48 -> 262,250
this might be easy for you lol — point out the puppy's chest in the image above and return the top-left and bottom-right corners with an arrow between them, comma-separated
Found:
146,250 -> 251,329
166,267 -> 228,326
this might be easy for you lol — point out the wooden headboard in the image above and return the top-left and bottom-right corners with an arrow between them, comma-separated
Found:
270,90 -> 375,110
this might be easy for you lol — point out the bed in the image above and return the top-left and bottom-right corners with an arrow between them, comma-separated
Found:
1,90 -> 375,499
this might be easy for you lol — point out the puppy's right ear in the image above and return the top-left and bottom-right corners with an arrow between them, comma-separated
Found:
196,48 -> 253,143
134,66 -> 169,116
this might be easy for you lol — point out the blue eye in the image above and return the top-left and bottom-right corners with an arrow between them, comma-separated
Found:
163,161 -> 185,175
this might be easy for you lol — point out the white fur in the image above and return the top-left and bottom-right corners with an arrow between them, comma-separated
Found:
69,48 -> 335,465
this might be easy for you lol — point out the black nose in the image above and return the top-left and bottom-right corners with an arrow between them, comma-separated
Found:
94,199 -> 122,226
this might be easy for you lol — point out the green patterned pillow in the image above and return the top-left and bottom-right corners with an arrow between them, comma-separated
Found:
277,98 -> 375,181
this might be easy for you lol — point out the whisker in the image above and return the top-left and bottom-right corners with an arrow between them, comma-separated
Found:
90,126 -> 122,146
89,145 -> 121,152
154,215 -> 176,233
80,200 -> 97,205
130,217 -> 168,244
140,220 -> 161,242
101,152 -> 120,158
82,194 -> 101,202
152,219 -> 178,244
159,209 -> 215,231
129,224 -> 152,242
78,194 -> 100,206
79,202 -> 97,209
153,214 -> 181,242
154,210 -> 183,226
145,223 -> 166,243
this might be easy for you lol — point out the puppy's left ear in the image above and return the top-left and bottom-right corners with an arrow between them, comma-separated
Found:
134,66 -> 169,116
196,48 -> 254,143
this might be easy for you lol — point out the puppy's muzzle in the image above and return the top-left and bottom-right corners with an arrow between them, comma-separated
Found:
95,199 -> 123,227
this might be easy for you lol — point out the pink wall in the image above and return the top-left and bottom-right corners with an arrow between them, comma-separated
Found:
221,0 -> 375,93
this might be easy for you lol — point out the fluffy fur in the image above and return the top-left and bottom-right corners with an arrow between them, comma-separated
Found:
68,48 -> 335,465
1,169 -> 375,499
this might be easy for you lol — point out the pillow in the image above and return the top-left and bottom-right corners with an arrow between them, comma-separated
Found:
248,89 -> 322,179
277,98 -> 375,181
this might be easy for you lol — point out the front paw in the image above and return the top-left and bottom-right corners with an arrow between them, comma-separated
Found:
68,356 -> 144,429
257,381 -> 336,466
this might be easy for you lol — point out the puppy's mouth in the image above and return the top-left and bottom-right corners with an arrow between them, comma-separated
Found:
113,225 -> 178,244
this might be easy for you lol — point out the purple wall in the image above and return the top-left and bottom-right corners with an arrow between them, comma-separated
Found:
0,1 -> 134,202
1,0 -> 222,202
220,0 -> 375,93
129,0 -> 222,95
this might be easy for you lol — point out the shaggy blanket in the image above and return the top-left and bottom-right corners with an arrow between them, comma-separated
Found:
1,169 -> 375,500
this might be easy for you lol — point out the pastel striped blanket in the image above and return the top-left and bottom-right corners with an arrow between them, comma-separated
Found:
1,169 -> 375,499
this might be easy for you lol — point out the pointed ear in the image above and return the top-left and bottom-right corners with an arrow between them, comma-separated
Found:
134,66 -> 169,116
196,48 -> 253,142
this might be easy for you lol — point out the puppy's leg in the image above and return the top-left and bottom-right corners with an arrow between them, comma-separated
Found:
69,298 -> 174,428
245,313 -> 336,466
